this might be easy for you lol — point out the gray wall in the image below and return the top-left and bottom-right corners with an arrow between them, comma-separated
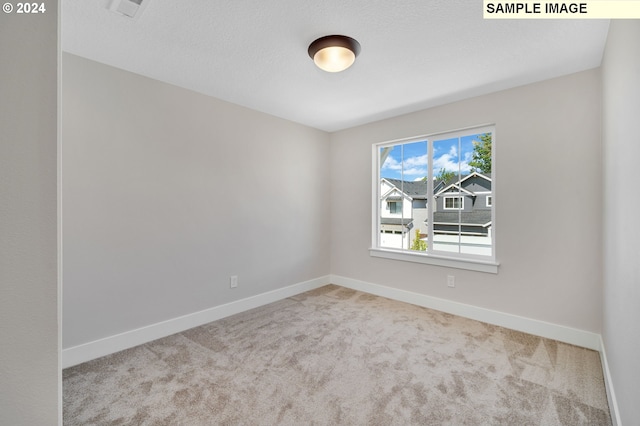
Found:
0,3 -> 60,424
330,69 -> 603,333
62,54 -> 331,348
602,20 -> 640,425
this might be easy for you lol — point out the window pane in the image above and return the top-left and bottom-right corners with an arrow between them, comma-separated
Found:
432,137 -> 464,253
374,125 -> 494,262
444,196 -> 463,209
431,133 -> 492,256
379,141 -> 428,251
460,133 -> 492,256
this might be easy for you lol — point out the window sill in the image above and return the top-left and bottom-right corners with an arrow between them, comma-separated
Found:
369,248 -> 499,274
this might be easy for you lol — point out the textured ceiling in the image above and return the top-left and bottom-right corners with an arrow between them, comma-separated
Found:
62,0 -> 609,132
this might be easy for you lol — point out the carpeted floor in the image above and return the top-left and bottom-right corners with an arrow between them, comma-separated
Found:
63,285 -> 611,425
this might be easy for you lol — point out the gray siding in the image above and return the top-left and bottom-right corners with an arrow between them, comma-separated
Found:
462,175 -> 491,193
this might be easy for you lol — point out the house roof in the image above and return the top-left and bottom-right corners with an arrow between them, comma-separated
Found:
437,172 -> 490,187
381,218 -> 414,227
383,179 -> 428,199
434,172 -> 491,197
435,184 -> 474,197
432,210 -> 492,226
384,173 -> 491,200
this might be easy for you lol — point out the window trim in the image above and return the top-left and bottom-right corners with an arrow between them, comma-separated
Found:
369,247 -> 499,273
486,195 -> 492,207
371,124 -> 497,272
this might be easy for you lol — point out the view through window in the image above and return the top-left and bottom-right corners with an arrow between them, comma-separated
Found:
375,125 -> 494,261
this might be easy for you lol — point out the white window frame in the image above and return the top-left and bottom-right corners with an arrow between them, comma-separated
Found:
370,124 -> 498,274
443,196 -> 464,210
486,195 -> 492,207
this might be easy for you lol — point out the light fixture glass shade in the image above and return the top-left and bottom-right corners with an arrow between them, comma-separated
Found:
313,46 -> 355,73
308,35 -> 361,73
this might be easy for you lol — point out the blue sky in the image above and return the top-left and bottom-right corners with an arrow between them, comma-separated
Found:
380,134 -> 483,181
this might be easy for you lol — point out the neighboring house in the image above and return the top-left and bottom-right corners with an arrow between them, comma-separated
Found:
379,172 -> 492,249
433,172 -> 492,237
379,178 -> 428,249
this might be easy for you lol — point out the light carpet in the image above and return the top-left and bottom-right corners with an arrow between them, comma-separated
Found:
63,285 -> 611,425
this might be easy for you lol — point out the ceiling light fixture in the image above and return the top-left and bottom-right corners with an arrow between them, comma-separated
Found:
308,35 -> 361,73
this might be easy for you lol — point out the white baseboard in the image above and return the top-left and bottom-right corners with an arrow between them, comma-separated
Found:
599,336 -> 621,426
330,274 -> 602,351
65,274 -> 618,421
64,273 -> 602,360
62,275 -> 330,368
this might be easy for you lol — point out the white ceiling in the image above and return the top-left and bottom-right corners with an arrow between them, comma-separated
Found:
62,0 -> 610,132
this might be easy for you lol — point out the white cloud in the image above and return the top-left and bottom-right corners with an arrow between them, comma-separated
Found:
383,150 -> 474,179
381,155 -> 401,171
433,152 -> 471,174
404,154 -> 428,168
382,154 -> 427,178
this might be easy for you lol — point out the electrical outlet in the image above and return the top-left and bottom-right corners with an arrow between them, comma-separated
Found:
447,275 -> 455,288
230,275 -> 238,288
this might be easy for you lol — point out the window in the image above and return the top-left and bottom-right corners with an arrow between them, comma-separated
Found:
444,196 -> 463,210
388,201 -> 402,214
371,125 -> 497,273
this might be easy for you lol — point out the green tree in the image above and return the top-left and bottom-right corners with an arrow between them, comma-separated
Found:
468,133 -> 492,174
436,168 -> 456,183
410,228 -> 427,251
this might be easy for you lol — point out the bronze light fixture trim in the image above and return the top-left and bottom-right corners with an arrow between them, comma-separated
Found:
308,35 -> 361,73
